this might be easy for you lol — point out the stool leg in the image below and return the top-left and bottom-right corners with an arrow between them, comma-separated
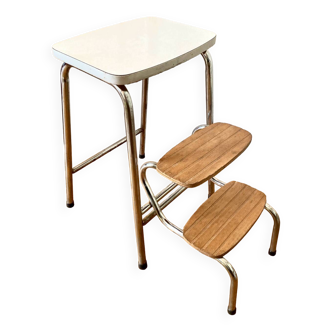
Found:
139,78 -> 149,159
60,63 -> 74,208
217,257 -> 238,315
265,203 -> 280,256
202,51 -> 215,197
113,84 -> 148,270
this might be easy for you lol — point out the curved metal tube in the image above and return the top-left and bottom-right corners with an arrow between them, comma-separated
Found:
211,177 -> 226,187
192,124 -> 207,135
201,51 -> 215,198
141,182 -> 178,215
139,78 -> 149,158
201,51 -> 214,125
264,203 -> 280,255
60,63 -> 74,207
216,257 -> 238,315
142,186 -> 187,225
140,162 -> 184,237
59,64 -> 147,268
111,84 -> 147,268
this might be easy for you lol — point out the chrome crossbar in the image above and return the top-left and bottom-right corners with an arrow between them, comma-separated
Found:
141,182 -> 178,215
73,128 -> 143,173
142,186 -> 187,225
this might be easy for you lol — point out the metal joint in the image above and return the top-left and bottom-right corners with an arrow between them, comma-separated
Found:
72,128 -> 143,173
192,124 -> 208,135
140,162 -> 184,237
211,177 -> 226,187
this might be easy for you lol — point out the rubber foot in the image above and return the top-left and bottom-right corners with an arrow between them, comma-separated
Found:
139,154 -> 146,162
138,262 -> 148,270
139,154 -> 145,159
228,308 -> 236,315
66,202 -> 74,208
268,249 -> 276,256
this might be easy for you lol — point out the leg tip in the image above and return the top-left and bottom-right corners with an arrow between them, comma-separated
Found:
138,262 -> 148,270
66,202 -> 74,208
139,154 -> 146,163
268,249 -> 277,256
228,308 -> 236,315
139,154 -> 145,159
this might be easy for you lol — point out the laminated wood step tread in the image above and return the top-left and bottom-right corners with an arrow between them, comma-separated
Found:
183,181 -> 266,258
156,123 -> 252,188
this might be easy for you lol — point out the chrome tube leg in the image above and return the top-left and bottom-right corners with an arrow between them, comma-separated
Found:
217,257 -> 238,315
202,51 -> 215,197
265,203 -> 280,256
202,51 -> 214,126
60,63 -> 74,208
139,78 -> 149,159
113,84 -> 147,270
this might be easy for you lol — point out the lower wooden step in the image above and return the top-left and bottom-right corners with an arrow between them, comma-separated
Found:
183,181 -> 266,258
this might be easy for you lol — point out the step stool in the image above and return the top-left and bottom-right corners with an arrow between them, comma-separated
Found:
140,123 -> 280,315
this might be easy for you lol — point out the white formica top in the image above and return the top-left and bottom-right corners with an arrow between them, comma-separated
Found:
53,17 -> 216,85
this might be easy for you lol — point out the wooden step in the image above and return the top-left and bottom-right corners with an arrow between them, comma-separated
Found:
183,181 -> 266,258
156,123 -> 252,188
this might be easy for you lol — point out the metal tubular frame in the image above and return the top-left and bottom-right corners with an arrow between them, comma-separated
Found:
61,64 -> 74,208
139,162 -> 281,316
111,84 -> 147,269
201,51 -> 215,198
140,161 -> 238,314
73,79 -> 150,174
140,162 -> 184,237
213,201 -> 281,316
141,50 -> 216,219
201,51 -> 214,125
142,185 -> 187,225
192,124 -> 208,134
142,182 -> 188,225
264,203 -> 280,255
59,43 -> 281,310
141,182 -> 178,215
73,128 -> 143,173
217,258 -> 238,315
139,78 -> 149,159
211,177 -> 226,187
60,50 -> 215,268
60,64 -> 147,269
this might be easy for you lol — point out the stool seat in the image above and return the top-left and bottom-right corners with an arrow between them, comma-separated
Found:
157,123 -> 252,188
183,181 -> 266,258
52,17 -> 216,85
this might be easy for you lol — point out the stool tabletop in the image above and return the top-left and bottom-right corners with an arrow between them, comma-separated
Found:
53,17 -> 216,85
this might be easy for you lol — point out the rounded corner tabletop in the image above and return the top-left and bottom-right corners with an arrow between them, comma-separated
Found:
52,17 -> 216,85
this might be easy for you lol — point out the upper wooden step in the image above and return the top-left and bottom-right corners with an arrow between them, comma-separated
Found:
156,123 -> 252,188
183,181 -> 266,258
